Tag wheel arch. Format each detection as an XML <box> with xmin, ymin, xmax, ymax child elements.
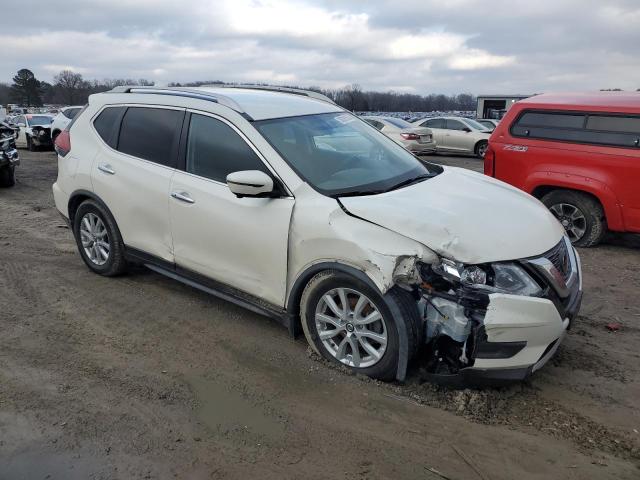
<box><xmin>68</xmin><ymin>189</ymin><xmax>117</xmax><ymax>227</ymax></box>
<box><xmin>526</xmin><ymin>174</ymin><xmax>625</xmax><ymax>231</ymax></box>
<box><xmin>286</xmin><ymin>262</ymin><xmax>413</xmax><ymax>382</ymax></box>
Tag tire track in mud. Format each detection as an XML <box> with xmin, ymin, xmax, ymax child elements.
<box><xmin>305</xmin><ymin>349</ymin><xmax>640</xmax><ymax>463</ymax></box>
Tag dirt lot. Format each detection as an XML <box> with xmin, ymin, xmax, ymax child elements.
<box><xmin>1</xmin><ymin>150</ymin><xmax>639</xmax><ymax>479</ymax></box>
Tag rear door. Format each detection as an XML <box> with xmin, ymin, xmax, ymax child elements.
<box><xmin>419</xmin><ymin>118</ymin><xmax>445</xmax><ymax>146</ymax></box>
<box><xmin>91</xmin><ymin>105</ymin><xmax>184</xmax><ymax>263</ymax></box>
<box><xmin>169</xmin><ymin>111</ymin><xmax>294</xmax><ymax>306</ymax></box>
<box><xmin>444</xmin><ymin>119</ymin><xmax>474</xmax><ymax>153</ymax></box>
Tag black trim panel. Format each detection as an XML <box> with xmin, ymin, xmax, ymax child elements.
<box><xmin>475</xmin><ymin>339</ymin><xmax>527</xmax><ymax>359</ymax></box>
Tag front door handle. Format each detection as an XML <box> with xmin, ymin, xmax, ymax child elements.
<box><xmin>98</xmin><ymin>163</ymin><xmax>115</xmax><ymax>175</ymax></box>
<box><xmin>171</xmin><ymin>191</ymin><xmax>195</xmax><ymax>204</ymax></box>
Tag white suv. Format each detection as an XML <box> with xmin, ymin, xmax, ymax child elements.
<box><xmin>52</xmin><ymin>86</ymin><xmax>582</xmax><ymax>384</ymax></box>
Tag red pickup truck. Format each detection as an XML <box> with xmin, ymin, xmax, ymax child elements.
<box><xmin>485</xmin><ymin>92</ymin><xmax>640</xmax><ymax>246</ymax></box>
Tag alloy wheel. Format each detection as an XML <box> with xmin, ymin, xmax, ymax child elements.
<box><xmin>477</xmin><ymin>142</ymin><xmax>488</xmax><ymax>158</ymax></box>
<box><xmin>315</xmin><ymin>288</ymin><xmax>387</xmax><ymax>368</ymax></box>
<box><xmin>79</xmin><ymin>212</ymin><xmax>110</xmax><ymax>266</ymax></box>
<box><xmin>549</xmin><ymin>203</ymin><xmax>587</xmax><ymax>242</ymax></box>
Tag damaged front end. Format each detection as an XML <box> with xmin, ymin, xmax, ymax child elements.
<box><xmin>394</xmin><ymin>236</ymin><xmax>582</xmax><ymax>386</ymax></box>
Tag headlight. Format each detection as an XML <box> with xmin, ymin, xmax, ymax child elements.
<box><xmin>431</xmin><ymin>259</ymin><xmax>542</xmax><ymax>296</ymax></box>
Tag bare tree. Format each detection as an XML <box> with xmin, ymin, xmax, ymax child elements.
<box><xmin>54</xmin><ymin>70</ymin><xmax>87</xmax><ymax>105</ymax></box>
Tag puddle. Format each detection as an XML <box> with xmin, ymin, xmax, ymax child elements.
<box><xmin>186</xmin><ymin>375</ymin><xmax>286</xmax><ymax>442</ymax></box>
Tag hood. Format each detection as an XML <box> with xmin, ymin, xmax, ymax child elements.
<box><xmin>339</xmin><ymin>167</ymin><xmax>565</xmax><ymax>264</ymax></box>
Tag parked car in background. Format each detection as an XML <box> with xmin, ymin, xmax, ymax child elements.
<box><xmin>412</xmin><ymin>116</ymin><xmax>491</xmax><ymax>158</ymax></box>
<box><xmin>486</xmin><ymin>92</ymin><xmax>640</xmax><ymax>247</ymax></box>
<box><xmin>0</xmin><ymin>121</ymin><xmax>19</xmax><ymax>187</ymax></box>
<box><xmin>477</xmin><ymin>119</ymin><xmax>500</xmax><ymax>131</ymax></box>
<box><xmin>53</xmin><ymin>85</ymin><xmax>581</xmax><ymax>385</ymax></box>
<box><xmin>50</xmin><ymin>106</ymin><xmax>84</xmax><ymax>143</ymax></box>
<box><xmin>361</xmin><ymin>115</ymin><xmax>436</xmax><ymax>154</ymax></box>
<box><xmin>13</xmin><ymin>114</ymin><xmax>55</xmax><ymax>151</ymax></box>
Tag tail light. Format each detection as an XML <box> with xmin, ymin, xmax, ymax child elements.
<box><xmin>400</xmin><ymin>133</ymin><xmax>420</xmax><ymax>140</ymax></box>
<box><xmin>55</xmin><ymin>130</ymin><xmax>71</xmax><ymax>157</ymax></box>
<box><xmin>484</xmin><ymin>143</ymin><xmax>495</xmax><ymax>177</ymax></box>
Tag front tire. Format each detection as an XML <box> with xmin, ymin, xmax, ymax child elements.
<box><xmin>475</xmin><ymin>140</ymin><xmax>488</xmax><ymax>159</ymax></box>
<box><xmin>541</xmin><ymin>190</ymin><xmax>606</xmax><ymax>247</ymax></box>
<box><xmin>300</xmin><ymin>270</ymin><xmax>418</xmax><ymax>381</ymax></box>
<box><xmin>0</xmin><ymin>165</ymin><xmax>15</xmax><ymax>188</ymax></box>
<box><xmin>73</xmin><ymin>200</ymin><xmax>128</xmax><ymax>276</ymax></box>
<box><xmin>26</xmin><ymin>135</ymin><xmax>36</xmax><ymax>152</ymax></box>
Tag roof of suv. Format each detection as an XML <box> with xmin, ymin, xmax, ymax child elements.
<box><xmin>518</xmin><ymin>92</ymin><xmax>640</xmax><ymax>113</ymax></box>
<box><xmin>104</xmin><ymin>86</ymin><xmax>342</xmax><ymax>121</ymax></box>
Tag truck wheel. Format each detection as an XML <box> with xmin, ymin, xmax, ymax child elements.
<box><xmin>0</xmin><ymin>165</ymin><xmax>15</xmax><ymax>188</ymax></box>
<box><xmin>73</xmin><ymin>199</ymin><xmax>128</xmax><ymax>276</ymax></box>
<box><xmin>300</xmin><ymin>270</ymin><xmax>418</xmax><ymax>381</ymax></box>
<box><xmin>542</xmin><ymin>190</ymin><xmax>606</xmax><ymax>247</ymax></box>
<box><xmin>475</xmin><ymin>141</ymin><xmax>488</xmax><ymax>159</ymax></box>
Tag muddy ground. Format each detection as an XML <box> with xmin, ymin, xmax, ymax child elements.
<box><xmin>0</xmin><ymin>150</ymin><xmax>639</xmax><ymax>480</ymax></box>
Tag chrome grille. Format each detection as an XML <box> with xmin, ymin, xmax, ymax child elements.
<box><xmin>543</xmin><ymin>238</ymin><xmax>571</xmax><ymax>281</ymax></box>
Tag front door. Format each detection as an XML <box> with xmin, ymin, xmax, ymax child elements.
<box><xmin>169</xmin><ymin>112</ymin><xmax>294</xmax><ymax>307</ymax></box>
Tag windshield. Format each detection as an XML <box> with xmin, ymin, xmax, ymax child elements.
<box><xmin>464</xmin><ymin>118</ymin><xmax>490</xmax><ymax>131</ymax></box>
<box><xmin>28</xmin><ymin>116</ymin><xmax>53</xmax><ymax>126</ymax></box>
<box><xmin>255</xmin><ymin>112</ymin><xmax>441</xmax><ymax>197</ymax></box>
<box><xmin>383</xmin><ymin>117</ymin><xmax>413</xmax><ymax>129</ymax></box>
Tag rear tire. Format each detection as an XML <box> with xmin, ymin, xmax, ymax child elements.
<box><xmin>475</xmin><ymin>141</ymin><xmax>488</xmax><ymax>159</ymax></box>
<box><xmin>73</xmin><ymin>199</ymin><xmax>128</xmax><ymax>276</ymax></box>
<box><xmin>541</xmin><ymin>190</ymin><xmax>606</xmax><ymax>247</ymax></box>
<box><xmin>300</xmin><ymin>270</ymin><xmax>418</xmax><ymax>381</ymax></box>
<box><xmin>0</xmin><ymin>165</ymin><xmax>15</xmax><ymax>188</ymax></box>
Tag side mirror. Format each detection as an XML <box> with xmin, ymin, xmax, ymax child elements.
<box><xmin>226</xmin><ymin>170</ymin><xmax>275</xmax><ymax>198</ymax></box>
<box><xmin>462</xmin><ymin>127</ymin><xmax>471</xmax><ymax>133</ymax></box>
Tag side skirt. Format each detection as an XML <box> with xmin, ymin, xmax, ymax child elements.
<box><xmin>125</xmin><ymin>247</ymin><xmax>292</xmax><ymax>330</ymax></box>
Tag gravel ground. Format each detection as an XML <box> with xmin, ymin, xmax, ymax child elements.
<box><xmin>0</xmin><ymin>150</ymin><xmax>639</xmax><ymax>479</ymax></box>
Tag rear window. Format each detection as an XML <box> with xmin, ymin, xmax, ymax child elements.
<box><xmin>383</xmin><ymin>118</ymin><xmax>412</xmax><ymax>129</ymax></box>
<box><xmin>93</xmin><ymin>106</ymin><xmax>126</xmax><ymax>148</ymax></box>
<box><xmin>117</xmin><ymin>107</ymin><xmax>183</xmax><ymax>167</ymax></box>
<box><xmin>511</xmin><ymin>110</ymin><xmax>640</xmax><ymax>149</ymax></box>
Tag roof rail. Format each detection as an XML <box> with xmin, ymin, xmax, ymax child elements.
<box><xmin>106</xmin><ymin>86</ymin><xmax>248</xmax><ymax>118</ymax></box>
<box><xmin>208</xmin><ymin>84</ymin><xmax>336</xmax><ymax>105</ymax></box>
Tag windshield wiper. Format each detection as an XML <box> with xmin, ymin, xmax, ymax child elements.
<box><xmin>383</xmin><ymin>173</ymin><xmax>436</xmax><ymax>192</ymax></box>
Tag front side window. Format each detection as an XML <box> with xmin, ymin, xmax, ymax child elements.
<box><xmin>63</xmin><ymin>107</ymin><xmax>82</xmax><ymax>120</ymax></box>
<box><xmin>464</xmin><ymin>118</ymin><xmax>491</xmax><ymax>131</ymax></box>
<box><xmin>446</xmin><ymin>119</ymin><xmax>467</xmax><ymax>131</ymax></box>
<box><xmin>255</xmin><ymin>112</ymin><xmax>441</xmax><ymax>197</ymax></box>
<box><xmin>185</xmin><ymin>113</ymin><xmax>269</xmax><ymax>182</ymax></box>
<box><xmin>117</xmin><ymin>107</ymin><xmax>183</xmax><ymax>167</ymax></box>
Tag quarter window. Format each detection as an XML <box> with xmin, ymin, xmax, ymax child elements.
<box><xmin>117</xmin><ymin>107</ymin><xmax>183</xmax><ymax>167</ymax></box>
<box><xmin>93</xmin><ymin>106</ymin><xmax>126</xmax><ymax>148</ymax></box>
<box><xmin>185</xmin><ymin>113</ymin><xmax>269</xmax><ymax>183</ymax></box>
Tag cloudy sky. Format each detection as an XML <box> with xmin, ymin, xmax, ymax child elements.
<box><xmin>3</xmin><ymin>0</ymin><xmax>639</xmax><ymax>94</ymax></box>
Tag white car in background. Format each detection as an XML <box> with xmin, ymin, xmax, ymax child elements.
<box><xmin>52</xmin><ymin>85</ymin><xmax>582</xmax><ymax>384</ymax></box>
<box><xmin>13</xmin><ymin>114</ymin><xmax>55</xmax><ymax>151</ymax></box>
<box><xmin>476</xmin><ymin>118</ymin><xmax>500</xmax><ymax>131</ymax></box>
<box><xmin>50</xmin><ymin>106</ymin><xmax>84</xmax><ymax>143</ymax></box>
<box><xmin>413</xmin><ymin>116</ymin><xmax>491</xmax><ymax>158</ymax></box>
<box><xmin>361</xmin><ymin>116</ymin><xmax>436</xmax><ymax>155</ymax></box>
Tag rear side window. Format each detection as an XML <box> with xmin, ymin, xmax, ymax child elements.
<box><xmin>423</xmin><ymin>118</ymin><xmax>444</xmax><ymax>128</ymax></box>
<box><xmin>117</xmin><ymin>107</ymin><xmax>183</xmax><ymax>167</ymax></box>
<box><xmin>185</xmin><ymin>113</ymin><xmax>268</xmax><ymax>182</ymax></box>
<box><xmin>511</xmin><ymin>110</ymin><xmax>640</xmax><ymax>149</ymax></box>
<box><xmin>93</xmin><ymin>106</ymin><xmax>125</xmax><ymax>148</ymax></box>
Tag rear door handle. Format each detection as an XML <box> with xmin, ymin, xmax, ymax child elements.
<box><xmin>98</xmin><ymin>163</ymin><xmax>115</xmax><ymax>175</ymax></box>
<box><xmin>171</xmin><ymin>191</ymin><xmax>195</xmax><ymax>204</ymax></box>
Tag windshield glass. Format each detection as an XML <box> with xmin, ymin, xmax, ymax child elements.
<box><xmin>383</xmin><ymin>117</ymin><xmax>413</xmax><ymax>129</ymax></box>
<box><xmin>465</xmin><ymin>118</ymin><xmax>490</xmax><ymax>131</ymax></box>
<box><xmin>28</xmin><ymin>116</ymin><xmax>53</xmax><ymax>126</ymax></box>
<box><xmin>255</xmin><ymin>112</ymin><xmax>441</xmax><ymax>197</ymax></box>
